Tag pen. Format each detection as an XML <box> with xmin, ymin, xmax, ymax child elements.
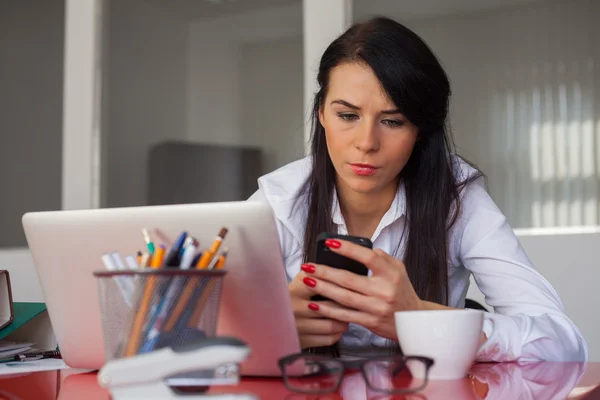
<box><xmin>192</xmin><ymin>252</ymin><xmax>202</xmax><ymax>266</ymax></box>
<box><xmin>141</xmin><ymin>238</ymin><xmax>194</xmax><ymax>347</ymax></box>
<box><xmin>111</xmin><ymin>251</ymin><xmax>127</xmax><ymax>270</ymax></box>
<box><xmin>180</xmin><ymin>242</ymin><xmax>198</xmax><ymax>270</ymax></box>
<box><xmin>101</xmin><ymin>253</ymin><xmax>117</xmax><ymax>270</ymax></box>
<box><xmin>142</xmin><ymin>228</ymin><xmax>155</xmax><ymax>254</ymax></box>
<box><xmin>11</xmin><ymin>350</ymin><xmax>61</xmax><ymax>362</ymax></box>
<box><xmin>140</xmin><ymin>241</ymin><xmax>199</xmax><ymax>352</ymax></box>
<box><xmin>163</xmin><ymin>231</ymin><xmax>187</xmax><ymax>267</ymax></box>
<box><xmin>125</xmin><ymin>255</ymin><xmax>139</xmax><ymax>269</ymax></box>
<box><xmin>187</xmin><ymin>249</ymin><xmax>229</xmax><ymax>328</ymax></box>
<box><xmin>179</xmin><ymin>236</ymin><xmax>197</xmax><ymax>257</ymax></box>
<box><xmin>101</xmin><ymin>253</ymin><xmax>134</xmax><ymax>305</ymax></box>
<box><xmin>163</xmin><ymin>228</ymin><xmax>228</xmax><ymax>332</ymax></box>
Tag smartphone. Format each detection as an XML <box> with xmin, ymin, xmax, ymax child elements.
<box><xmin>311</xmin><ymin>232</ymin><xmax>372</xmax><ymax>302</ymax></box>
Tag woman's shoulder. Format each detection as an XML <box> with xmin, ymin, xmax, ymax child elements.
<box><xmin>450</xmin><ymin>153</ymin><xmax>484</xmax><ymax>186</ymax></box>
<box><xmin>247</xmin><ymin>157</ymin><xmax>313</xmax><ymax>257</ymax></box>
<box><xmin>256</xmin><ymin>156</ymin><xmax>313</xmax><ymax>203</ymax></box>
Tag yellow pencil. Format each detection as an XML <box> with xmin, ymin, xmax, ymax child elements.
<box><xmin>195</xmin><ymin>228</ymin><xmax>228</xmax><ymax>269</ymax></box>
<box><xmin>214</xmin><ymin>248</ymin><xmax>228</xmax><ymax>270</ymax></box>
<box><xmin>123</xmin><ymin>245</ymin><xmax>165</xmax><ymax>357</ymax></box>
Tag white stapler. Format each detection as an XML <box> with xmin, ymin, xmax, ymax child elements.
<box><xmin>98</xmin><ymin>337</ymin><xmax>258</xmax><ymax>400</ymax></box>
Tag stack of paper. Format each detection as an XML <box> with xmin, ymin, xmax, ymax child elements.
<box><xmin>0</xmin><ymin>341</ymin><xmax>32</xmax><ymax>359</ymax></box>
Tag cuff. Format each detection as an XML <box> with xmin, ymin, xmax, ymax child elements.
<box><xmin>476</xmin><ymin>313</ymin><xmax>523</xmax><ymax>362</ymax></box>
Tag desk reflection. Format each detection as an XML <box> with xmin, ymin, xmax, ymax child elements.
<box><xmin>3</xmin><ymin>361</ymin><xmax>588</xmax><ymax>400</ymax></box>
<box><xmin>0</xmin><ymin>371</ymin><xmax>58</xmax><ymax>400</ymax></box>
<box><xmin>276</xmin><ymin>361</ymin><xmax>587</xmax><ymax>400</ymax></box>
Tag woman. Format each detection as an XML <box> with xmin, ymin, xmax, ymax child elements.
<box><xmin>249</xmin><ymin>16</ymin><xmax>587</xmax><ymax>362</ymax></box>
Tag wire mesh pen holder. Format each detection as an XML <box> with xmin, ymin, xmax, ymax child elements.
<box><xmin>94</xmin><ymin>269</ymin><xmax>227</xmax><ymax>362</ymax></box>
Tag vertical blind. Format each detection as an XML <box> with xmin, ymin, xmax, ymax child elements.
<box><xmin>413</xmin><ymin>0</ymin><xmax>600</xmax><ymax>229</ymax></box>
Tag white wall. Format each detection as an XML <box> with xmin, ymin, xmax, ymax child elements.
<box><xmin>239</xmin><ymin>38</ymin><xmax>305</xmax><ymax>173</ymax></box>
<box><xmin>404</xmin><ymin>0</ymin><xmax>600</xmax><ymax>230</ymax></box>
<box><xmin>186</xmin><ymin>3</ymin><xmax>303</xmax><ymax>172</ymax></box>
<box><xmin>467</xmin><ymin>230</ymin><xmax>600</xmax><ymax>361</ymax></box>
<box><xmin>104</xmin><ymin>0</ymin><xmax>189</xmax><ymax>208</ymax></box>
<box><xmin>0</xmin><ymin>0</ymin><xmax>64</xmax><ymax>302</ymax></box>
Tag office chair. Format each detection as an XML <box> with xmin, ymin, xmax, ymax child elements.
<box><xmin>465</xmin><ymin>298</ymin><xmax>489</xmax><ymax>312</ymax></box>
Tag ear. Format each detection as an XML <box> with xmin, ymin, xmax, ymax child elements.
<box><xmin>318</xmin><ymin>106</ymin><xmax>325</xmax><ymax>127</ymax></box>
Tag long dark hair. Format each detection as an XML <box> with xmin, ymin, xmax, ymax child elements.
<box><xmin>301</xmin><ymin>16</ymin><xmax>482</xmax><ymax>306</ymax></box>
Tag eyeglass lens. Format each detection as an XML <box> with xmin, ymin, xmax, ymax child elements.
<box><xmin>282</xmin><ymin>355</ymin><xmax>430</xmax><ymax>394</ymax></box>
<box><xmin>282</xmin><ymin>356</ymin><xmax>344</xmax><ymax>393</ymax></box>
<box><xmin>362</xmin><ymin>358</ymin><xmax>429</xmax><ymax>393</ymax></box>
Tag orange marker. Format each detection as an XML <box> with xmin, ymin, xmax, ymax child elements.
<box><xmin>123</xmin><ymin>245</ymin><xmax>165</xmax><ymax>356</ymax></box>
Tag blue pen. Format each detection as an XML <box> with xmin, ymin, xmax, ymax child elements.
<box><xmin>163</xmin><ymin>231</ymin><xmax>187</xmax><ymax>267</ymax></box>
<box><xmin>179</xmin><ymin>236</ymin><xmax>198</xmax><ymax>257</ymax></box>
<box><xmin>192</xmin><ymin>252</ymin><xmax>202</xmax><ymax>266</ymax></box>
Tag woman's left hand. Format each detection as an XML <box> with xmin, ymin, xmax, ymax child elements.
<box><xmin>301</xmin><ymin>238</ymin><xmax>424</xmax><ymax>340</ymax></box>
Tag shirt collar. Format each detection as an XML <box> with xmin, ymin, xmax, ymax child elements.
<box><xmin>331</xmin><ymin>182</ymin><xmax>407</xmax><ymax>239</ymax></box>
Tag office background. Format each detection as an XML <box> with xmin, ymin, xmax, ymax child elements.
<box><xmin>1</xmin><ymin>0</ymin><xmax>599</xmax><ymax>358</ymax></box>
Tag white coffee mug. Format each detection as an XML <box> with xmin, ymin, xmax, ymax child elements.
<box><xmin>394</xmin><ymin>309</ymin><xmax>484</xmax><ymax>380</ymax></box>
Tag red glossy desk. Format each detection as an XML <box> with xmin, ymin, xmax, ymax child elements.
<box><xmin>0</xmin><ymin>362</ymin><xmax>599</xmax><ymax>399</ymax></box>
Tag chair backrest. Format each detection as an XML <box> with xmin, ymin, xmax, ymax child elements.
<box><xmin>466</xmin><ymin>229</ymin><xmax>600</xmax><ymax>362</ymax></box>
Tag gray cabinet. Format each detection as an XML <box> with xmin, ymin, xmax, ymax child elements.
<box><xmin>147</xmin><ymin>141</ymin><xmax>262</xmax><ymax>205</ymax></box>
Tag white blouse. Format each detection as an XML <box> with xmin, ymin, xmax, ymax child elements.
<box><xmin>248</xmin><ymin>156</ymin><xmax>588</xmax><ymax>362</ymax></box>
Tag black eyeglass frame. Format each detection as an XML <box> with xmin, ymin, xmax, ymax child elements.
<box><xmin>277</xmin><ymin>353</ymin><xmax>435</xmax><ymax>395</ymax></box>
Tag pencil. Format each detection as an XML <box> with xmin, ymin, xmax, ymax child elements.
<box><xmin>139</xmin><ymin>253</ymin><xmax>151</xmax><ymax>268</ymax></box>
<box><xmin>214</xmin><ymin>248</ymin><xmax>228</xmax><ymax>270</ymax></box>
<box><xmin>187</xmin><ymin>249</ymin><xmax>228</xmax><ymax>327</ymax></box>
<box><xmin>195</xmin><ymin>228</ymin><xmax>228</xmax><ymax>268</ymax></box>
<box><xmin>123</xmin><ymin>245</ymin><xmax>165</xmax><ymax>357</ymax></box>
<box><xmin>163</xmin><ymin>228</ymin><xmax>228</xmax><ymax>332</ymax></box>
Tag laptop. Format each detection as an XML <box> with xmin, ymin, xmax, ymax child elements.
<box><xmin>22</xmin><ymin>201</ymin><xmax>301</xmax><ymax>377</ymax></box>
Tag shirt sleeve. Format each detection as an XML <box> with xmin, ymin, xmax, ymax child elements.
<box><xmin>457</xmin><ymin>179</ymin><xmax>588</xmax><ymax>362</ymax></box>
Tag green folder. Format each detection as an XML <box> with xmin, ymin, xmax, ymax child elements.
<box><xmin>0</xmin><ymin>302</ymin><xmax>47</xmax><ymax>340</ymax></box>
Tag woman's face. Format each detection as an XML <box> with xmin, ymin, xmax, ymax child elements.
<box><xmin>319</xmin><ymin>62</ymin><xmax>418</xmax><ymax>195</ymax></box>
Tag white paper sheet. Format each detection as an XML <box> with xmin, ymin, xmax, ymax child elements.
<box><xmin>0</xmin><ymin>358</ymin><xmax>68</xmax><ymax>376</ymax></box>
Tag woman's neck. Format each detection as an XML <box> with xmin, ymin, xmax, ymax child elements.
<box><xmin>336</xmin><ymin>178</ymin><xmax>399</xmax><ymax>239</ymax></box>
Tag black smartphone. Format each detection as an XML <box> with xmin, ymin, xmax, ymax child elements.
<box><xmin>311</xmin><ymin>232</ymin><xmax>372</xmax><ymax>302</ymax></box>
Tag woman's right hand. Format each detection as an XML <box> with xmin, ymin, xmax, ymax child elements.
<box><xmin>289</xmin><ymin>270</ymin><xmax>349</xmax><ymax>349</ymax></box>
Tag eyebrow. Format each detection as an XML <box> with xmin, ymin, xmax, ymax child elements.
<box><xmin>330</xmin><ymin>99</ymin><xmax>402</xmax><ymax>115</ymax></box>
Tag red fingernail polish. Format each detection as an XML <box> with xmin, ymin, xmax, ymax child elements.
<box><xmin>301</xmin><ymin>264</ymin><xmax>315</xmax><ymax>273</ymax></box>
<box><xmin>325</xmin><ymin>239</ymin><xmax>341</xmax><ymax>249</ymax></box>
<box><xmin>308</xmin><ymin>303</ymin><xmax>319</xmax><ymax>311</ymax></box>
<box><xmin>303</xmin><ymin>277</ymin><xmax>317</xmax><ymax>288</ymax></box>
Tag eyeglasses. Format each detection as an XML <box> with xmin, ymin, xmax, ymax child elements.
<box><xmin>278</xmin><ymin>353</ymin><xmax>434</xmax><ymax>395</ymax></box>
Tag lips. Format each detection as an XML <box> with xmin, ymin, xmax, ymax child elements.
<box><xmin>349</xmin><ymin>163</ymin><xmax>378</xmax><ymax>176</ymax></box>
